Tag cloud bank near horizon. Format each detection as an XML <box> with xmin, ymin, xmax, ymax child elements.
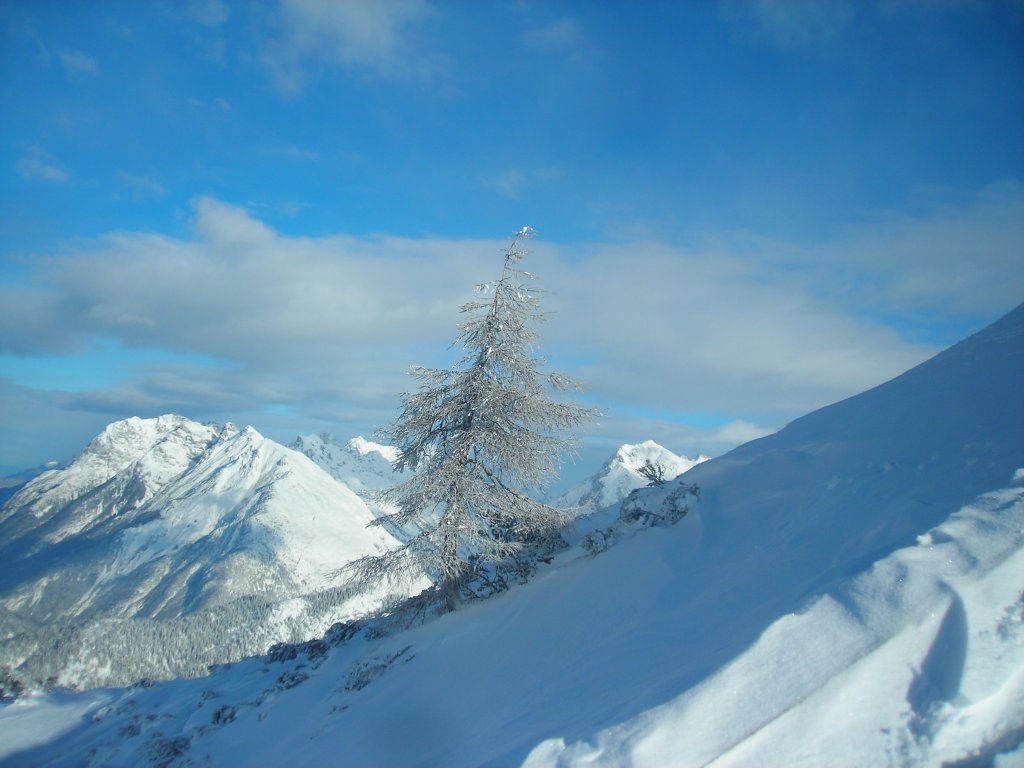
<box><xmin>3</xmin><ymin>184</ymin><xmax>1021</xmax><ymax>473</ymax></box>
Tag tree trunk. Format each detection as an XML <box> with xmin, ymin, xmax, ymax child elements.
<box><xmin>440</xmin><ymin>513</ymin><xmax>461</xmax><ymax>612</ymax></box>
<box><xmin>441</xmin><ymin>574</ymin><xmax>462</xmax><ymax>613</ymax></box>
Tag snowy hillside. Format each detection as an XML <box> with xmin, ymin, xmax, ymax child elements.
<box><xmin>290</xmin><ymin>433</ymin><xmax>400</xmax><ymax>496</ymax></box>
<box><xmin>0</xmin><ymin>417</ymin><xmax>417</xmax><ymax>690</ymax></box>
<box><xmin>553</xmin><ymin>439</ymin><xmax>707</xmax><ymax>516</ymax></box>
<box><xmin>2</xmin><ymin>304</ymin><xmax>1023</xmax><ymax>767</ymax></box>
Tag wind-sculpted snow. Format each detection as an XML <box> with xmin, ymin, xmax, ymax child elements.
<box><xmin>2</xmin><ymin>304</ymin><xmax>1023</xmax><ymax>767</ymax></box>
<box><xmin>525</xmin><ymin>486</ymin><xmax>1024</xmax><ymax>767</ymax></box>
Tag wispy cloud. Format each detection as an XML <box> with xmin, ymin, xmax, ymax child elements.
<box><xmin>721</xmin><ymin>0</ymin><xmax>853</xmax><ymax>51</ymax></box>
<box><xmin>261</xmin><ymin>0</ymin><xmax>443</xmax><ymax>95</ymax></box>
<box><xmin>185</xmin><ymin>0</ymin><xmax>231</xmax><ymax>27</ymax></box>
<box><xmin>118</xmin><ymin>172</ymin><xmax>166</xmax><ymax>198</ymax></box>
<box><xmin>16</xmin><ymin>146</ymin><xmax>71</xmax><ymax>183</ymax></box>
<box><xmin>187</xmin><ymin>96</ymin><xmax>232</xmax><ymax>113</ymax></box>
<box><xmin>822</xmin><ymin>183</ymin><xmax>1024</xmax><ymax>316</ymax></box>
<box><xmin>522</xmin><ymin>19</ymin><xmax>581</xmax><ymax>49</ymax></box>
<box><xmin>485</xmin><ymin>167</ymin><xmax>563</xmax><ymax>199</ymax></box>
<box><xmin>489</xmin><ymin>169</ymin><xmax>527</xmax><ymax>199</ymax></box>
<box><xmin>58</xmin><ymin>49</ymin><xmax>101</xmax><ymax>76</ymax></box>
<box><xmin>706</xmin><ymin>182</ymin><xmax>1024</xmax><ymax>320</ymax></box>
<box><xmin>245</xmin><ymin>199</ymin><xmax>313</xmax><ymax>219</ymax></box>
<box><xmin>262</xmin><ymin>145</ymin><xmax>323</xmax><ymax>162</ymax></box>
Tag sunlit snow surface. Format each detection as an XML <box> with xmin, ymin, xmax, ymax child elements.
<box><xmin>2</xmin><ymin>304</ymin><xmax>1022</xmax><ymax>767</ymax></box>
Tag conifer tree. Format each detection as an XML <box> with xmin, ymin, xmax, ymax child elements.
<box><xmin>354</xmin><ymin>228</ymin><xmax>595</xmax><ymax>611</ymax></box>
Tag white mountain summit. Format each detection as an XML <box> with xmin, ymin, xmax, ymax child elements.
<box><xmin>1</xmin><ymin>415</ymin><xmax>222</xmax><ymax>538</ymax></box>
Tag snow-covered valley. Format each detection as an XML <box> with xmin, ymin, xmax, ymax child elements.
<box><xmin>1</xmin><ymin>302</ymin><xmax>1022</xmax><ymax>767</ymax></box>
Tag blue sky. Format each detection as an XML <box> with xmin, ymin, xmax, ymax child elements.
<box><xmin>2</xmin><ymin>0</ymin><xmax>1022</xmax><ymax>485</ymax></box>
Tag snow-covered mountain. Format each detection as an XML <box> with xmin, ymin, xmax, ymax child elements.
<box><xmin>0</xmin><ymin>416</ymin><xmax>415</xmax><ymax>689</ymax></box>
<box><xmin>290</xmin><ymin>433</ymin><xmax>400</xmax><ymax>496</ymax></box>
<box><xmin>1</xmin><ymin>415</ymin><xmax>221</xmax><ymax>544</ymax></box>
<box><xmin>0</xmin><ymin>461</ymin><xmax>63</xmax><ymax>508</ymax></box>
<box><xmin>3</xmin><ymin>304</ymin><xmax>1023</xmax><ymax>767</ymax></box>
<box><xmin>553</xmin><ymin>439</ymin><xmax>707</xmax><ymax>516</ymax></box>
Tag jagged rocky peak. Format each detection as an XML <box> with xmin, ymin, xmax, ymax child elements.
<box><xmin>74</xmin><ymin>414</ymin><xmax>217</xmax><ymax>481</ymax></box>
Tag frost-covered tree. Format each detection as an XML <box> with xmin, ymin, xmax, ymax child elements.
<box><xmin>354</xmin><ymin>228</ymin><xmax>595</xmax><ymax>611</ymax></box>
<box><xmin>637</xmin><ymin>458</ymin><xmax>669</xmax><ymax>487</ymax></box>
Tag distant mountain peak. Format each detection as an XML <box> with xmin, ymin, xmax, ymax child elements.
<box><xmin>2</xmin><ymin>415</ymin><xmax>221</xmax><ymax>529</ymax></box>
<box><xmin>613</xmin><ymin>440</ymin><xmax>708</xmax><ymax>470</ymax></box>
<box><xmin>555</xmin><ymin>440</ymin><xmax>708</xmax><ymax>516</ymax></box>
<box><xmin>291</xmin><ymin>433</ymin><xmax>400</xmax><ymax>496</ymax></box>
<box><xmin>348</xmin><ymin>435</ymin><xmax>399</xmax><ymax>462</ymax></box>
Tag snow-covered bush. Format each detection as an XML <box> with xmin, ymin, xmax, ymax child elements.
<box><xmin>582</xmin><ymin>480</ymin><xmax>700</xmax><ymax>556</ymax></box>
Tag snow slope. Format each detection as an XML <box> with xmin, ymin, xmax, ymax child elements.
<box><xmin>2</xmin><ymin>303</ymin><xmax>1022</xmax><ymax>767</ymax></box>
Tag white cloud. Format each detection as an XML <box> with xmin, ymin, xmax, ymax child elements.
<box><xmin>57</xmin><ymin>49</ymin><xmax>101</xmax><ymax>76</ymax></box>
<box><xmin>821</xmin><ymin>182</ymin><xmax>1024</xmax><ymax>314</ymax></box>
<box><xmin>712</xmin><ymin>419</ymin><xmax>775</xmax><ymax>446</ymax></box>
<box><xmin>485</xmin><ymin>167</ymin><xmax>563</xmax><ymax>199</ymax></box>
<box><xmin>522</xmin><ymin>19</ymin><xmax>580</xmax><ymax>49</ymax></box>
<box><xmin>16</xmin><ymin>146</ymin><xmax>70</xmax><ymax>183</ymax></box>
<box><xmin>185</xmin><ymin>0</ymin><xmax>231</xmax><ymax>27</ymax></box>
<box><xmin>190</xmin><ymin>196</ymin><xmax>277</xmax><ymax>245</ymax></box>
<box><xmin>538</xmin><ymin>241</ymin><xmax>934</xmax><ymax>418</ymax></box>
<box><xmin>3</xmin><ymin>187</ymin><xmax>1020</xmax><ymax>475</ymax></box>
<box><xmin>262</xmin><ymin>0</ymin><xmax>442</xmax><ymax>94</ymax></box>
<box><xmin>118</xmin><ymin>172</ymin><xmax>166</xmax><ymax>198</ymax></box>
<box><xmin>721</xmin><ymin>0</ymin><xmax>853</xmax><ymax>51</ymax></box>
